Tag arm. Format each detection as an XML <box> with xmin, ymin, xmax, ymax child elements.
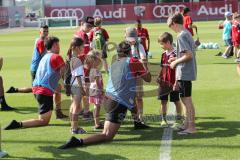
<box><xmin>141</xmin><ymin>71</ymin><xmax>151</xmax><ymax>83</ymax></box>
<box><xmin>0</xmin><ymin>57</ymin><xmax>3</xmax><ymax>71</ymax></box>
<box><xmin>170</xmin><ymin>51</ymin><xmax>193</xmax><ymax>69</ymax></box>
<box><xmin>76</xmin><ymin>76</ymin><xmax>85</xmax><ymax>96</ymax></box>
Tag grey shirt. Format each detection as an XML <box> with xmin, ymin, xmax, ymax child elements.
<box><xmin>176</xmin><ymin>29</ymin><xmax>197</xmax><ymax>81</ymax></box>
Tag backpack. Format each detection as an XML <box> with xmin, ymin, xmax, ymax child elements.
<box><xmin>93</xmin><ymin>28</ymin><xmax>106</xmax><ymax>50</ymax></box>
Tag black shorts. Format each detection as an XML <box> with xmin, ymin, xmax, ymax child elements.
<box><xmin>178</xmin><ymin>81</ymin><xmax>192</xmax><ymax>97</ymax></box>
<box><xmin>104</xmin><ymin>98</ymin><xmax>128</xmax><ymax>124</ymax></box>
<box><xmin>158</xmin><ymin>91</ymin><xmax>180</xmax><ymax>102</ymax></box>
<box><xmin>34</xmin><ymin>94</ymin><xmax>53</xmax><ymax>115</ymax></box>
<box><xmin>31</xmin><ymin>71</ymin><xmax>36</xmax><ymax>83</ymax></box>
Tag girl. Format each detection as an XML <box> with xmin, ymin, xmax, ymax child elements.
<box><xmin>85</xmin><ymin>50</ymin><xmax>104</xmax><ymax>130</ymax></box>
<box><xmin>68</xmin><ymin>37</ymin><xmax>86</xmax><ymax>134</ymax></box>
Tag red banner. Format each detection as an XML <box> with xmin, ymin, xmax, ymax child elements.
<box><xmin>0</xmin><ymin>7</ymin><xmax>9</xmax><ymax>26</ymax></box>
<box><xmin>44</xmin><ymin>0</ymin><xmax>238</xmax><ymax>22</ymax></box>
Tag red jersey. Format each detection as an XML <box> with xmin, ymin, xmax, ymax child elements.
<box><xmin>231</xmin><ymin>20</ymin><xmax>240</xmax><ymax>43</ymax></box>
<box><xmin>183</xmin><ymin>15</ymin><xmax>194</xmax><ymax>36</ymax></box>
<box><xmin>36</xmin><ymin>39</ymin><xmax>45</xmax><ymax>55</ymax></box>
<box><xmin>89</xmin><ymin>27</ymin><xmax>109</xmax><ymax>42</ymax></box>
<box><xmin>129</xmin><ymin>57</ymin><xmax>147</xmax><ymax>77</ymax></box>
<box><xmin>74</xmin><ymin>30</ymin><xmax>90</xmax><ymax>61</ymax></box>
<box><xmin>160</xmin><ymin>50</ymin><xmax>176</xmax><ymax>85</ymax></box>
<box><xmin>32</xmin><ymin>54</ymin><xmax>65</xmax><ymax>96</ymax></box>
<box><xmin>136</xmin><ymin>27</ymin><xmax>149</xmax><ymax>51</ymax></box>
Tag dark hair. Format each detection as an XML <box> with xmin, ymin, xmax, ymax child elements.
<box><xmin>67</xmin><ymin>37</ymin><xmax>84</xmax><ymax>59</ymax></box>
<box><xmin>136</xmin><ymin>19</ymin><xmax>141</xmax><ymax>24</ymax></box>
<box><xmin>41</xmin><ymin>25</ymin><xmax>48</xmax><ymax>29</ymax></box>
<box><xmin>183</xmin><ymin>7</ymin><xmax>190</xmax><ymax>15</ymax></box>
<box><xmin>158</xmin><ymin>32</ymin><xmax>173</xmax><ymax>44</ymax></box>
<box><xmin>117</xmin><ymin>41</ymin><xmax>131</xmax><ymax>57</ymax></box>
<box><xmin>45</xmin><ymin>36</ymin><xmax>59</xmax><ymax>50</ymax></box>
<box><xmin>167</xmin><ymin>12</ymin><xmax>183</xmax><ymax>27</ymax></box>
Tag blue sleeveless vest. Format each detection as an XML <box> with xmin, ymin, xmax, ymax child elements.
<box><xmin>32</xmin><ymin>53</ymin><xmax>60</xmax><ymax>92</ymax></box>
<box><xmin>106</xmin><ymin>57</ymin><xmax>137</xmax><ymax>110</ymax></box>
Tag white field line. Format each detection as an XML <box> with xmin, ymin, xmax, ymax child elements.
<box><xmin>159</xmin><ymin>102</ymin><xmax>175</xmax><ymax>160</ymax></box>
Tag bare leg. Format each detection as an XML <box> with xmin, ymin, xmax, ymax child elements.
<box><xmin>17</xmin><ymin>87</ymin><xmax>32</xmax><ymax>93</ymax></box>
<box><xmin>0</xmin><ymin>76</ymin><xmax>4</xmax><ymax>97</ymax></box>
<box><xmin>174</xmin><ymin>101</ymin><xmax>182</xmax><ymax>116</ymax></box>
<box><xmin>160</xmin><ymin>100</ymin><xmax>167</xmax><ymax>121</ymax></box>
<box><xmin>22</xmin><ymin>111</ymin><xmax>52</xmax><ymax>128</ymax></box>
<box><xmin>136</xmin><ymin>98</ymin><xmax>143</xmax><ymax>121</ymax></box>
<box><xmin>102</xmin><ymin>58</ymin><xmax>109</xmax><ymax>73</ymax></box>
<box><xmin>93</xmin><ymin>104</ymin><xmax>101</xmax><ymax>126</ymax></box>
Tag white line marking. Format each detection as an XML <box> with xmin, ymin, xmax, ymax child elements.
<box><xmin>159</xmin><ymin>102</ymin><xmax>175</xmax><ymax>160</ymax></box>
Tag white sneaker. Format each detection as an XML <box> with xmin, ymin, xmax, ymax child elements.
<box><xmin>235</xmin><ymin>58</ymin><xmax>240</xmax><ymax>62</ymax></box>
<box><xmin>71</xmin><ymin>127</ymin><xmax>87</xmax><ymax>134</ymax></box>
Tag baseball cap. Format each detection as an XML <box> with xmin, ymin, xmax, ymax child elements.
<box><xmin>82</xmin><ymin>16</ymin><xmax>94</xmax><ymax>27</ymax></box>
<box><xmin>225</xmin><ymin>11</ymin><xmax>232</xmax><ymax>17</ymax></box>
<box><xmin>125</xmin><ymin>27</ymin><xmax>138</xmax><ymax>42</ymax></box>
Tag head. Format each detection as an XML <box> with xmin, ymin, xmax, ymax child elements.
<box><xmin>135</xmin><ymin>19</ymin><xmax>142</xmax><ymax>29</ymax></box>
<box><xmin>80</xmin><ymin>16</ymin><xmax>94</xmax><ymax>33</ymax></box>
<box><xmin>85</xmin><ymin>50</ymin><xmax>102</xmax><ymax>69</ymax></box>
<box><xmin>225</xmin><ymin>11</ymin><xmax>233</xmax><ymax>20</ymax></box>
<box><xmin>158</xmin><ymin>32</ymin><xmax>173</xmax><ymax>51</ymax></box>
<box><xmin>125</xmin><ymin>27</ymin><xmax>138</xmax><ymax>45</ymax></box>
<box><xmin>167</xmin><ymin>12</ymin><xmax>184</xmax><ymax>33</ymax></box>
<box><xmin>40</xmin><ymin>25</ymin><xmax>49</xmax><ymax>39</ymax></box>
<box><xmin>94</xmin><ymin>17</ymin><xmax>102</xmax><ymax>27</ymax></box>
<box><xmin>233</xmin><ymin>13</ymin><xmax>240</xmax><ymax>21</ymax></box>
<box><xmin>182</xmin><ymin>7</ymin><xmax>190</xmax><ymax>16</ymax></box>
<box><xmin>117</xmin><ymin>41</ymin><xmax>131</xmax><ymax>58</ymax></box>
<box><xmin>45</xmin><ymin>36</ymin><xmax>60</xmax><ymax>54</ymax></box>
<box><xmin>70</xmin><ymin>37</ymin><xmax>84</xmax><ymax>56</ymax></box>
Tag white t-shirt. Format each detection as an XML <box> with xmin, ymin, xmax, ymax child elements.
<box><xmin>70</xmin><ymin>56</ymin><xmax>84</xmax><ymax>86</ymax></box>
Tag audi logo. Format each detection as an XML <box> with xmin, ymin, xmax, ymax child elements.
<box><xmin>153</xmin><ymin>5</ymin><xmax>186</xmax><ymax>18</ymax></box>
<box><xmin>50</xmin><ymin>8</ymin><xmax>84</xmax><ymax>20</ymax></box>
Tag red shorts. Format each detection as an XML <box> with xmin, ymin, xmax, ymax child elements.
<box><xmin>233</xmin><ymin>40</ymin><xmax>240</xmax><ymax>47</ymax></box>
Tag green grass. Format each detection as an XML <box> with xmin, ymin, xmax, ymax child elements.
<box><xmin>1</xmin><ymin>21</ymin><xmax>240</xmax><ymax>160</ymax></box>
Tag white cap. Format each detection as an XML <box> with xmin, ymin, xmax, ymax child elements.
<box><xmin>225</xmin><ymin>11</ymin><xmax>232</xmax><ymax>17</ymax></box>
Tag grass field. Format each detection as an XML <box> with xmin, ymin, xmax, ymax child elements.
<box><xmin>0</xmin><ymin>21</ymin><xmax>240</xmax><ymax>160</ymax></box>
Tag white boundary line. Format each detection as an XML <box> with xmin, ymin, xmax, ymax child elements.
<box><xmin>159</xmin><ymin>102</ymin><xmax>175</xmax><ymax>160</ymax></box>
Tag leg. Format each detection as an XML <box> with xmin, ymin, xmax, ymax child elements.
<box><xmin>93</xmin><ymin>104</ymin><xmax>101</xmax><ymax>127</ymax></box>
<box><xmin>0</xmin><ymin>76</ymin><xmax>4</xmax><ymax>97</ymax></box>
<box><xmin>160</xmin><ymin>100</ymin><xmax>167</xmax><ymax>121</ymax></box>
<box><xmin>54</xmin><ymin>85</ymin><xmax>67</xmax><ymax>119</ymax></box>
<box><xmin>21</xmin><ymin>111</ymin><xmax>52</xmax><ymax>128</ymax></box>
<box><xmin>102</xmin><ymin>58</ymin><xmax>109</xmax><ymax>73</ymax></box>
<box><xmin>136</xmin><ymin>98</ymin><xmax>143</xmax><ymax>121</ymax></box>
<box><xmin>0</xmin><ymin>76</ymin><xmax>15</xmax><ymax>110</ymax></box>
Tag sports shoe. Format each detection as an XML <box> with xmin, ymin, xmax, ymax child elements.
<box><xmin>160</xmin><ymin>120</ymin><xmax>169</xmax><ymax>128</ymax></box>
<box><xmin>6</xmin><ymin>87</ymin><xmax>18</xmax><ymax>93</ymax></box>
<box><xmin>1</xmin><ymin>105</ymin><xmax>16</xmax><ymax>111</ymax></box>
<box><xmin>58</xmin><ymin>136</ymin><xmax>83</xmax><ymax>149</ymax></box>
<box><xmin>134</xmin><ymin>121</ymin><xmax>150</xmax><ymax>130</ymax></box>
<box><xmin>215</xmin><ymin>52</ymin><xmax>223</xmax><ymax>56</ymax></box>
<box><xmin>71</xmin><ymin>127</ymin><xmax>87</xmax><ymax>134</ymax></box>
<box><xmin>235</xmin><ymin>58</ymin><xmax>240</xmax><ymax>62</ymax></box>
<box><xmin>94</xmin><ymin>123</ymin><xmax>104</xmax><ymax>130</ymax></box>
<box><xmin>221</xmin><ymin>55</ymin><xmax>228</xmax><ymax>59</ymax></box>
<box><xmin>4</xmin><ymin>120</ymin><xmax>21</xmax><ymax>130</ymax></box>
<box><xmin>56</xmin><ymin>109</ymin><xmax>68</xmax><ymax>119</ymax></box>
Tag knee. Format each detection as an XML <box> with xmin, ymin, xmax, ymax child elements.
<box><xmin>103</xmin><ymin>132</ymin><xmax>115</xmax><ymax>141</ymax></box>
<box><xmin>39</xmin><ymin>118</ymin><xmax>50</xmax><ymax>126</ymax></box>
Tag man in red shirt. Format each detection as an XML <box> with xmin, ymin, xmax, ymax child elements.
<box><xmin>135</xmin><ymin>20</ymin><xmax>150</xmax><ymax>58</ymax></box>
<box><xmin>182</xmin><ymin>7</ymin><xmax>197</xmax><ymax>36</ymax></box>
<box><xmin>89</xmin><ymin>17</ymin><xmax>110</xmax><ymax>73</ymax></box>
<box><xmin>4</xmin><ymin>37</ymin><xmax>66</xmax><ymax>130</ymax></box>
<box><xmin>232</xmin><ymin>13</ymin><xmax>240</xmax><ymax>62</ymax></box>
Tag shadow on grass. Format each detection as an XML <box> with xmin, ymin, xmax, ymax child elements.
<box><xmin>212</xmin><ymin>62</ymin><xmax>237</xmax><ymax>65</ymax></box>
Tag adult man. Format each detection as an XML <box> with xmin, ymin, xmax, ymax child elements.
<box><xmin>4</xmin><ymin>37</ymin><xmax>66</xmax><ymax>130</ymax></box>
<box><xmin>0</xmin><ymin>57</ymin><xmax>15</xmax><ymax>111</ymax></box>
<box><xmin>59</xmin><ymin>41</ymin><xmax>151</xmax><ymax>149</ymax></box>
<box><xmin>135</xmin><ymin>20</ymin><xmax>150</xmax><ymax>58</ymax></box>
<box><xmin>7</xmin><ymin>25</ymin><xmax>67</xmax><ymax>119</ymax></box>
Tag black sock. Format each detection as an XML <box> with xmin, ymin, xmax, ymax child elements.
<box><xmin>0</xmin><ymin>96</ymin><xmax>8</xmax><ymax>107</ymax></box>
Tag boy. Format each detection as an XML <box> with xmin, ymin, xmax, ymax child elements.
<box><xmin>157</xmin><ymin>32</ymin><xmax>182</xmax><ymax>128</ymax></box>
<box><xmin>232</xmin><ymin>13</ymin><xmax>240</xmax><ymax>62</ymax></box>
<box><xmin>167</xmin><ymin>12</ymin><xmax>197</xmax><ymax>135</ymax></box>
<box><xmin>59</xmin><ymin>41</ymin><xmax>151</xmax><ymax>149</ymax></box>
<box><xmin>0</xmin><ymin>57</ymin><xmax>15</xmax><ymax>111</ymax></box>
<box><xmin>4</xmin><ymin>37</ymin><xmax>65</xmax><ymax>130</ymax></box>
<box><xmin>220</xmin><ymin>12</ymin><xmax>233</xmax><ymax>58</ymax></box>
<box><xmin>89</xmin><ymin>17</ymin><xmax>110</xmax><ymax>73</ymax></box>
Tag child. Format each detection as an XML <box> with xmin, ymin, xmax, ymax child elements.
<box><xmin>232</xmin><ymin>13</ymin><xmax>240</xmax><ymax>62</ymax></box>
<box><xmin>167</xmin><ymin>13</ymin><xmax>197</xmax><ymax>135</ymax></box>
<box><xmin>89</xmin><ymin>17</ymin><xmax>110</xmax><ymax>73</ymax></box>
<box><xmin>157</xmin><ymin>32</ymin><xmax>182</xmax><ymax>128</ymax></box>
<box><xmin>85</xmin><ymin>50</ymin><xmax>103</xmax><ymax>130</ymax></box>
<box><xmin>68</xmin><ymin>37</ymin><xmax>86</xmax><ymax>134</ymax></box>
<box><xmin>220</xmin><ymin>11</ymin><xmax>233</xmax><ymax>58</ymax></box>
<box><xmin>86</xmin><ymin>50</ymin><xmax>104</xmax><ymax>130</ymax></box>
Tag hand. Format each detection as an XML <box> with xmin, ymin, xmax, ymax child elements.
<box><xmin>80</xmin><ymin>87</ymin><xmax>86</xmax><ymax>96</ymax></box>
<box><xmin>168</xmin><ymin>57</ymin><xmax>175</xmax><ymax>63</ymax></box>
<box><xmin>173</xmin><ymin>81</ymin><xmax>179</xmax><ymax>91</ymax></box>
<box><xmin>170</xmin><ymin>61</ymin><xmax>177</xmax><ymax>69</ymax></box>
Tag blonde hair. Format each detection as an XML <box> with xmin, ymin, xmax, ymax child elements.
<box><xmin>85</xmin><ymin>50</ymin><xmax>102</xmax><ymax>68</ymax></box>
